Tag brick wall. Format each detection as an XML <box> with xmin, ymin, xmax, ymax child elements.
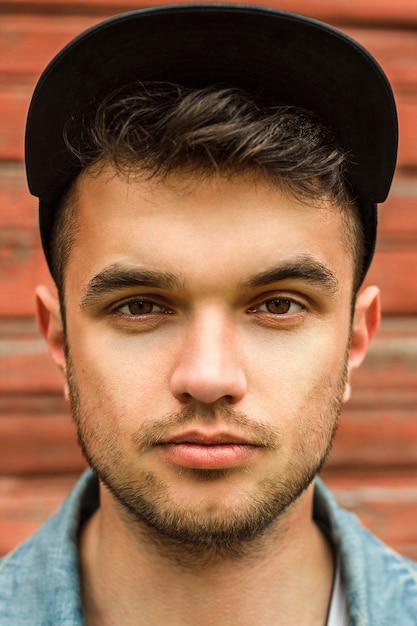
<box><xmin>1</xmin><ymin>0</ymin><xmax>416</xmax><ymax>559</ymax></box>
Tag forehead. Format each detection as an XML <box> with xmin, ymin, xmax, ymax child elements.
<box><xmin>65</xmin><ymin>166</ymin><xmax>354</xmax><ymax>291</ymax></box>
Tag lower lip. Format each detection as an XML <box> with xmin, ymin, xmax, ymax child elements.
<box><xmin>159</xmin><ymin>443</ymin><xmax>257</xmax><ymax>469</ymax></box>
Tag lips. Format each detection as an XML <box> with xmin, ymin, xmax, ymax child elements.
<box><xmin>157</xmin><ymin>431</ymin><xmax>259</xmax><ymax>470</ymax></box>
<box><xmin>164</xmin><ymin>431</ymin><xmax>255</xmax><ymax>446</ymax></box>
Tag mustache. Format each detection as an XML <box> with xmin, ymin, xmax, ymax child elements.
<box><xmin>132</xmin><ymin>404</ymin><xmax>282</xmax><ymax>452</ymax></box>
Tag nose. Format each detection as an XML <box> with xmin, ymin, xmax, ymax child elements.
<box><xmin>170</xmin><ymin>309</ymin><xmax>247</xmax><ymax>405</ymax></box>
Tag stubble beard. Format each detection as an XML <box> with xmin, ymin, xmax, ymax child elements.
<box><xmin>66</xmin><ymin>352</ymin><xmax>347</xmax><ymax>563</ymax></box>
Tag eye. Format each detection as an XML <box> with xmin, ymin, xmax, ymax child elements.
<box><xmin>116</xmin><ymin>299</ymin><xmax>171</xmax><ymax>316</ymax></box>
<box><xmin>249</xmin><ymin>297</ymin><xmax>303</xmax><ymax>315</ymax></box>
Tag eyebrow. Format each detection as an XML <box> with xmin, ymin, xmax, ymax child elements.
<box><xmin>81</xmin><ymin>255</ymin><xmax>339</xmax><ymax>309</ymax></box>
<box><xmin>240</xmin><ymin>256</ymin><xmax>339</xmax><ymax>294</ymax></box>
<box><xmin>80</xmin><ymin>265</ymin><xmax>185</xmax><ymax>308</ymax></box>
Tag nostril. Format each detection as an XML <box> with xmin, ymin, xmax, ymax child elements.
<box><xmin>178</xmin><ymin>391</ymin><xmax>193</xmax><ymax>404</ymax></box>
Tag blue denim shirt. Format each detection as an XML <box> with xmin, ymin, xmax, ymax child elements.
<box><xmin>1</xmin><ymin>471</ymin><xmax>416</xmax><ymax>625</ymax></box>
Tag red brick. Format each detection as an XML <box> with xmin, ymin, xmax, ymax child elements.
<box><xmin>0</xmin><ymin>413</ymin><xmax>86</xmax><ymax>474</ymax></box>
<box><xmin>2</xmin><ymin>0</ymin><xmax>417</xmax><ymax>23</ymax></box>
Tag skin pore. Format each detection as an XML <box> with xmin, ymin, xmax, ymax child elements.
<box><xmin>36</xmin><ymin>165</ymin><xmax>380</xmax><ymax>625</ymax></box>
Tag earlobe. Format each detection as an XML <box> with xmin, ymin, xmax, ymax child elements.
<box><xmin>344</xmin><ymin>285</ymin><xmax>381</xmax><ymax>403</ymax></box>
<box><xmin>35</xmin><ymin>285</ymin><xmax>67</xmax><ymax>375</ymax></box>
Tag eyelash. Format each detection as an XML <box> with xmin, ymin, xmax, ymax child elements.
<box><xmin>113</xmin><ymin>299</ymin><xmax>173</xmax><ymax>317</ymax></box>
<box><xmin>111</xmin><ymin>295</ymin><xmax>305</xmax><ymax>319</ymax></box>
<box><xmin>247</xmin><ymin>297</ymin><xmax>304</xmax><ymax>316</ymax></box>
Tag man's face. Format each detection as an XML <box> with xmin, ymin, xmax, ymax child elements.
<box><xmin>60</xmin><ymin>166</ymin><xmax>356</xmax><ymax>550</ymax></box>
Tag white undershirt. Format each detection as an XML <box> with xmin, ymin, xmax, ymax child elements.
<box><xmin>327</xmin><ymin>560</ymin><xmax>348</xmax><ymax>626</ymax></box>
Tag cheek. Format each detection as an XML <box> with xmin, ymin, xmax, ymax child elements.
<box><xmin>243</xmin><ymin>322</ymin><xmax>350</xmax><ymax>400</ymax></box>
<box><xmin>66</xmin><ymin>326</ymin><xmax>179</xmax><ymax>419</ymax></box>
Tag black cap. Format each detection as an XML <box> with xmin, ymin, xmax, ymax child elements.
<box><xmin>25</xmin><ymin>3</ymin><xmax>398</xmax><ymax>281</ymax></box>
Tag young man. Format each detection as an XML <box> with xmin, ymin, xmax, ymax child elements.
<box><xmin>1</xmin><ymin>4</ymin><xmax>416</xmax><ymax>624</ymax></box>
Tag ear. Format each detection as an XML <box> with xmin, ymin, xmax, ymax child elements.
<box><xmin>343</xmin><ymin>285</ymin><xmax>380</xmax><ymax>402</ymax></box>
<box><xmin>35</xmin><ymin>285</ymin><xmax>69</xmax><ymax>397</ymax></box>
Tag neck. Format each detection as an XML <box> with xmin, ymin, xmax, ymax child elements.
<box><xmin>79</xmin><ymin>481</ymin><xmax>334</xmax><ymax>626</ymax></box>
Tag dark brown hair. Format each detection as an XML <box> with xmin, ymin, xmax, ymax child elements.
<box><xmin>52</xmin><ymin>82</ymin><xmax>363</xmax><ymax>296</ymax></box>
